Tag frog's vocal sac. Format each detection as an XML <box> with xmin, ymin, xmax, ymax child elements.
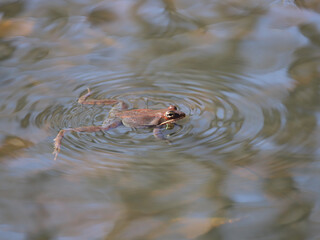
<box><xmin>53</xmin><ymin>88</ymin><xmax>186</xmax><ymax>160</ymax></box>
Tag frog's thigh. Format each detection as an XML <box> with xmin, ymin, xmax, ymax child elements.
<box><xmin>105</xmin><ymin>103</ymin><xmax>122</xmax><ymax>120</ymax></box>
<box><xmin>111</xmin><ymin>102</ymin><xmax>128</xmax><ymax>112</ymax></box>
<box><xmin>102</xmin><ymin>117</ymin><xmax>122</xmax><ymax>128</ymax></box>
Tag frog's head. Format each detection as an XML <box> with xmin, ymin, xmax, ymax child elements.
<box><xmin>160</xmin><ymin>105</ymin><xmax>186</xmax><ymax>125</ymax></box>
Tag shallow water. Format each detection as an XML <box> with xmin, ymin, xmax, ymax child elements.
<box><xmin>1</xmin><ymin>0</ymin><xmax>320</xmax><ymax>239</ymax></box>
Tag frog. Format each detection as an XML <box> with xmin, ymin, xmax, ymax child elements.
<box><xmin>53</xmin><ymin>88</ymin><xmax>186</xmax><ymax>160</ymax></box>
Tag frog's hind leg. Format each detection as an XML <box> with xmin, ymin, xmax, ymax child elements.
<box><xmin>53</xmin><ymin>121</ymin><xmax>121</xmax><ymax>160</ymax></box>
<box><xmin>78</xmin><ymin>88</ymin><xmax>128</xmax><ymax>110</ymax></box>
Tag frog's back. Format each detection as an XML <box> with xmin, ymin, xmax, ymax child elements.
<box><xmin>116</xmin><ymin>109</ymin><xmax>164</xmax><ymax>128</ymax></box>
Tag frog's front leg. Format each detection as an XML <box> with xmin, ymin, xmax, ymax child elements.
<box><xmin>78</xmin><ymin>88</ymin><xmax>128</xmax><ymax>110</ymax></box>
<box><xmin>153</xmin><ymin>127</ymin><xmax>173</xmax><ymax>144</ymax></box>
<box><xmin>53</xmin><ymin>120</ymin><xmax>121</xmax><ymax>160</ymax></box>
<box><xmin>152</xmin><ymin>126</ymin><xmax>166</xmax><ymax>140</ymax></box>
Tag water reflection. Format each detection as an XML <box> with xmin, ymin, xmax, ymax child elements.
<box><xmin>0</xmin><ymin>40</ymin><xmax>15</xmax><ymax>61</ymax></box>
<box><xmin>0</xmin><ymin>0</ymin><xmax>25</xmax><ymax>18</ymax></box>
<box><xmin>0</xmin><ymin>0</ymin><xmax>320</xmax><ymax>239</ymax></box>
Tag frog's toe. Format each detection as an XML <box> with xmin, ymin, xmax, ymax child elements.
<box><xmin>52</xmin><ymin>148</ymin><xmax>60</xmax><ymax>161</ymax></box>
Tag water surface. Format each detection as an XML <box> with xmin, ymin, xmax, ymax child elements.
<box><xmin>0</xmin><ymin>0</ymin><xmax>320</xmax><ymax>239</ymax></box>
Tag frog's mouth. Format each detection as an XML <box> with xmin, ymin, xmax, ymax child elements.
<box><xmin>159</xmin><ymin>114</ymin><xmax>186</xmax><ymax>126</ymax></box>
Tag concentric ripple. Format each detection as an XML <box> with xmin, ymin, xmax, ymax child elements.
<box><xmin>36</xmin><ymin>68</ymin><xmax>290</xmax><ymax>170</ymax></box>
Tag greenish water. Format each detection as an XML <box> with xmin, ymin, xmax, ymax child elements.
<box><xmin>0</xmin><ymin>0</ymin><xmax>320</xmax><ymax>239</ymax></box>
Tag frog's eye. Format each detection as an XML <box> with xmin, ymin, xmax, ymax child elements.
<box><xmin>165</xmin><ymin>110</ymin><xmax>176</xmax><ymax>118</ymax></box>
<box><xmin>168</xmin><ymin>105</ymin><xmax>177</xmax><ymax>111</ymax></box>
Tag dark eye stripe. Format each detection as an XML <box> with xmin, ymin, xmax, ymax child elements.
<box><xmin>166</xmin><ymin>111</ymin><xmax>176</xmax><ymax>118</ymax></box>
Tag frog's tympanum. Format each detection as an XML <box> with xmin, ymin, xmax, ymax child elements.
<box><xmin>53</xmin><ymin>88</ymin><xmax>186</xmax><ymax>160</ymax></box>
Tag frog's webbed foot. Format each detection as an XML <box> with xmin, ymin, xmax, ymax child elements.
<box><xmin>153</xmin><ymin>127</ymin><xmax>172</xmax><ymax>144</ymax></box>
<box><xmin>78</xmin><ymin>88</ymin><xmax>128</xmax><ymax>110</ymax></box>
<box><xmin>53</xmin><ymin>121</ymin><xmax>121</xmax><ymax>160</ymax></box>
<box><xmin>53</xmin><ymin>129</ymin><xmax>65</xmax><ymax>161</ymax></box>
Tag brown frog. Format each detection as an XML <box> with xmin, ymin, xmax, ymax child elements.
<box><xmin>53</xmin><ymin>88</ymin><xmax>186</xmax><ymax>160</ymax></box>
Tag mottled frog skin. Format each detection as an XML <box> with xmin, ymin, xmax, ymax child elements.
<box><xmin>53</xmin><ymin>88</ymin><xmax>186</xmax><ymax>160</ymax></box>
